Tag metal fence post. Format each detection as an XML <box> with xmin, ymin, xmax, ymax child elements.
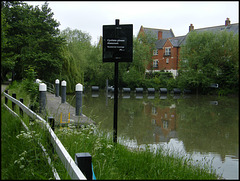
<box><xmin>75</xmin><ymin>153</ymin><xmax>92</xmax><ymax>180</ymax></box>
<box><xmin>19</xmin><ymin>98</ymin><xmax>23</xmax><ymax>117</ymax></box>
<box><xmin>55</xmin><ymin>79</ymin><xmax>59</xmax><ymax>97</ymax></box>
<box><xmin>75</xmin><ymin>83</ymin><xmax>83</xmax><ymax>116</ymax></box>
<box><xmin>12</xmin><ymin>93</ymin><xmax>16</xmax><ymax>111</ymax></box>
<box><xmin>61</xmin><ymin>80</ymin><xmax>66</xmax><ymax>103</ymax></box>
<box><xmin>39</xmin><ymin>83</ymin><xmax>47</xmax><ymax>113</ymax></box>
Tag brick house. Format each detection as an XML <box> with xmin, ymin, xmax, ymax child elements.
<box><xmin>138</xmin><ymin>18</ymin><xmax>239</xmax><ymax>78</ymax></box>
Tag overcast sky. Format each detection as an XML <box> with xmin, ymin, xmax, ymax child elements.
<box><xmin>26</xmin><ymin>1</ymin><xmax>239</xmax><ymax>45</ymax></box>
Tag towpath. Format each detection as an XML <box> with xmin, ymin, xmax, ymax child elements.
<box><xmin>45</xmin><ymin>92</ymin><xmax>94</xmax><ymax>126</ymax></box>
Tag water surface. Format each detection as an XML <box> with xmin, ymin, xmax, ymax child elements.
<box><xmin>67</xmin><ymin>91</ymin><xmax>239</xmax><ymax>179</ymax></box>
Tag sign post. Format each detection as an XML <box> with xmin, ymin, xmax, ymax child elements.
<box><xmin>103</xmin><ymin>19</ymin><xmax>133</xmax><ymax>143</ymax></box>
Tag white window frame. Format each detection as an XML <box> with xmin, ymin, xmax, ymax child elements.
<box><xmin>165</xmin><ymin>47</ymin><xmax>171</xmax><ymax>55</ymax></box>
<box><xmin>153</xmin><ymin>59</ymin><xmax>158</xmax><ymax>68</ymax></box>
<box><xmin>166</xmin><ymin>58</ymin><xmax>169</xmax><ymax>64</ymax></box>
<box><xmin>153</xmin><ymin>49</ymin><xmax>158</xmax><ymax>55</ymax></box>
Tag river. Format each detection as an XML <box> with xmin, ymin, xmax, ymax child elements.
<box><xmin>67</xmin><ymin>90</ymin><xmax>239</xmax><ymax>179</ymax></box>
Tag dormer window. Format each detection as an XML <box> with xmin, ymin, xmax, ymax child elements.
<box><xmin>165</xmin><ymin>47</ymin><xmax>171</xmax><ymax>56</ymax></box>
<box><xmin>153</xmin><ymin>49</ymin><xmax>158</xmax><ymax>55</ymax></box>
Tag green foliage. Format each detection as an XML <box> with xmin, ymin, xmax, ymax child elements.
<box><xmin>1</xmin><ymin>104</ymin><xmax>55</xmax><ymax>179</ymax></box>
<box><xmin>21</xmin><ymin>66</ymin><xmax>39</xmax><ymax>108</ymax></box>
<box><xmin>55</xmin><ymin>124</ymin><xmax>219</xmax><ymax>180</ymax></box>
<box><xmin>1</xmin><ymin>1</ymin><xmax>65</xmax><ymax>82</ymax></box>
<box><xmin>122</xmin><ymin>67</ymin><xmax>143</xmax><ymax>89</ymax></box>
<box><xmin>179</xmin><ymin>30</ymin><xmax>239</xmax><ymax>94</ymax></box>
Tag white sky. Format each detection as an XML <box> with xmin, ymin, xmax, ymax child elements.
<box><xmin>26</xmin><ymin>1</ymin><xmax>239</xmax><ymax>45</ymax></box>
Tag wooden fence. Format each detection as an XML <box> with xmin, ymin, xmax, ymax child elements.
<box><xmin>3</xmin><ymin>92</ymin><xmax>87</xmax><ymax>180</ymax></box>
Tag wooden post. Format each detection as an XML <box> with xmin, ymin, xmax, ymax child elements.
<box><xmin>12</xmin><ymin>93</ymin><xmax>16</xmax><ymax>111</ymax></box>
<box><xmin>75</xmin><ymin>153</ymin><xmax>92</xmax><ymax>180</ymax></box>
<box><xmin>19</xmin><ymin>98</ymin><xmax>23</xmax><ymax>117</ymax></box>
<box><xmin>48</xmin><ymin>117</ymin><xmax>55</xmax><ymax>153</ymax></box>
<box><xmin>48</xmin><ymin>117</ymin><xmax>55</xmax><ymax>131</ymax></box>
<box><xmin>5</xmin><ymin>90</ymin><xmax>8</xmax><ymax>104</ymax></box>
<box><xmin>29</xmin><ymin>105</ymin><xmax>34</xmax><ymax>122</ymax></box>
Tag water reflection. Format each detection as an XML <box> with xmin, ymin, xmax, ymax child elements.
<box><xmin>67</xmin><ymin>91</ymin><xmax>239</xmax><ymax>179</ymax></box>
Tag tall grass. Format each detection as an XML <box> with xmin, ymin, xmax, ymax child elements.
<box><xmin>55</xmin><ymin>123</ymin><xmax>219</xmax><ymax>180</ymax></box>
<box><xmin>1</xmin><ymin>103</ymin><xmax>55</xmax><ymax>179</ymax></box>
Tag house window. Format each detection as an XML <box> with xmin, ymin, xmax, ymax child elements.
<box><xmin>153</xmin><ymin>49</ymin><xmax>158</xmax><ymax>55</ymax></box>
<box><xmin>163</xmin><ymin>120</ymin><xmax>168</xmax><ymax>129</ymax></box>
<box><xmin>152</xmin><ymin>106</ymin><xmax>157</xmax><ymax>115</ymax></box>
<box><xmin>165</xmin><ymin>47</ymin><xmax>171</xmax><ymax>56</ymax></box>
<box><xmin>153</xmin><ymin>59</ymin><xmax>158</xmax><ymax>68</ymax></box>
<box><xmin>166</xmin><ymin>58</ymin><xmax>169</xmax><ymax>64</ymax></box>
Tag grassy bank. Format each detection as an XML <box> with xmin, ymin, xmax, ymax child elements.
<box><xmin>56</xmin><ymin>124</ymin><xmax>219</xmax><ymax>180</ymax></box>
<box><xmin>1</xmin><ymin>103</ymin><xmax>55</xmax><ymax>179</ymax></box>
<box><xmin>2</xmin><ymin>81</ymin><xmax>220</xmax><ymax>179</ymax></box>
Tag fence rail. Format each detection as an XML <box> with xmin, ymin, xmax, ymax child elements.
<box><xmin>3</xmin><ymin>103</ymin><xmax>61</xmax><ymax>180</ymax></box>
<box><xmin>3</xmin><ymin>92</ymin><xmax>87</xmax><ymax>180</ymax></box>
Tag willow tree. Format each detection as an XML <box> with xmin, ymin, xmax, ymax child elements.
<box><xmin>60</xmin><ymin>28</ymin><xmax>92</xmax><ymax>92</ymax></box>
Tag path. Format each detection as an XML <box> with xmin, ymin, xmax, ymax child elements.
<box><xmin>44</xmin><ymin>92</ymin><xmax>95</xmax><ymax>126</ymax></box>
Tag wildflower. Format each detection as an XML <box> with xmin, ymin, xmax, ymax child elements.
<box><xmin>16</xmin><ymin>134</ymin><xmax>22</xmax><ymax>139</ymax></box>
<box><xmin>29</xmin><ymin>122</ymin><xmax>34</xmax><ymax>126</ymax></box>
<box><xmin>19</xmin><ymin>151</ymin><xmax>27</xmax><ymax>156</ymax></box>
<box><xmin>14</xmin><ymin>160</ymin><xmax>20</xmax><ymax>164</ymax></box>
<box><xmin>107</xmin><ymin>144</ymin><xmax>113</xmax><ymax>149</ymax></box>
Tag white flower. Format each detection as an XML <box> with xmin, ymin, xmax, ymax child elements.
<box><xmin>29</xmin><ymin>122</ymin><xmax>34</xmax><ymax>126</ymax></box>
<box><xmin>107</xmin><ymin>144</ymin><xmax>113</xmax><ymax>149</ymax></box>
<box><xmin>14</xmin><ymin>160</ymin><xmax>20</xmax><ymax>164</ymax></box>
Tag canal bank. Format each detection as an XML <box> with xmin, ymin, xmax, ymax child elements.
<box><xmin>45</xmin><ymin>92</ymin><xmax>95</xmax><ymax>127</ymax></box>
<box><xmin>2</xmin><ymin>82</ymin><xmax>220</xmax><ymax>179</ymax></box>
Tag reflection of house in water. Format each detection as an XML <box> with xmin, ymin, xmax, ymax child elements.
<box><xmin>145</xmin><ymin>103</ymin><xmax>177</xmax><ymax>143</ymax></box>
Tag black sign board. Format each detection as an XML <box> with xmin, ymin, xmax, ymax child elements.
<box><xmin>103</xmin><ymin>24</ymin><xmax>133</xmax><ymax>62</ymax></box>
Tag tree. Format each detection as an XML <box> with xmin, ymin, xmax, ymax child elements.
<box><xmin>1</xmin><ymin>1</ymin><xmax>65</xmax><ymax>82</ymax></box>
<box><xmin>178</xmin><ymin>30</ymin><xmax>239</xmax><ymax>94</ymax></box>
<box><xmin>60</xmin><ymin>27</ymin><xmax>92</xmax><ymax>92</ymax></box>
<box><xmin>122</xmin><ymin>34</ymin><xmax>156</xmax><ymax>88</ymax></box>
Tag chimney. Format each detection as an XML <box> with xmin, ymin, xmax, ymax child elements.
<box><xmin>225</xmin><ymin>18</ymin><xmax>230</xmax><ymax>26</ymax></box>
<box><xmin>189</xmin><ymin>24</ymin><xmax>194</xmax><ymax>32</ymax></box>
<box><xmin>158</xmin><ymin>31</ymin><xmax>162</xmax><ymax>40</ymax></box>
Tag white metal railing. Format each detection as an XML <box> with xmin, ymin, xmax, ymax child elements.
<box><xmin>3</xmin><ymin>103</ymin><xmax>60</xmax><ymax>180</ymax></box>
<box><xmin>3</xmin><ymin>92</ymin><xmax>87</xmax><ymax>180</ymax></box>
